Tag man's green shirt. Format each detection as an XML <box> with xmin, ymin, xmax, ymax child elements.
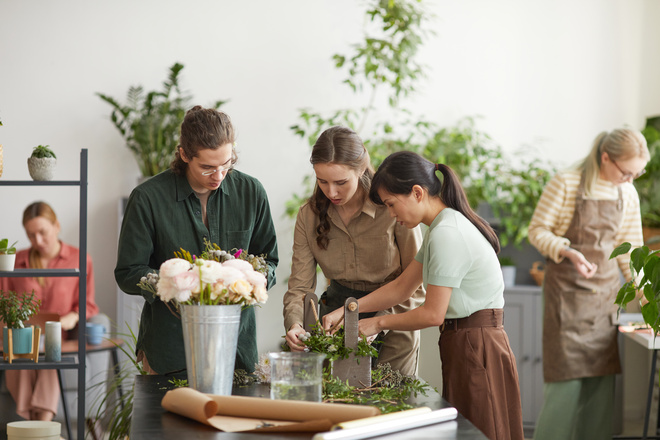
<box><xmin>115</xmin><ymin>169</ymin><xmax>278</xmax><ymax>374</ymax></box>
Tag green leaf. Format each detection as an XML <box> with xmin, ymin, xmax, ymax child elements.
<box><xmin>610</xmin><ymin>242</ymin><xmax>632</xmax><ymax>259</ymax></box>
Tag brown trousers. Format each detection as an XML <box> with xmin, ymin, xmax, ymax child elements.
<box><xmin>440</xmin><ymin>309</ymin><xmax>524</xmax><ymax>440</ymax></box>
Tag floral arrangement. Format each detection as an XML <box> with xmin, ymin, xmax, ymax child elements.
<box><xmin>138</xmin><ymin>240</ymin><xmax>269</xmax><ymax>307</ymax></box>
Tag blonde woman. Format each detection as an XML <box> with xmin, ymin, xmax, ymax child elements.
<box><xmin>1</xmin><ymin>201</ymin><xmax>98</xmax><ymax>421</ymax></box>
<box><xmin>528</xmin><ymin>129</ymin><xmax>649</xmax><ymax>440</ymax></box>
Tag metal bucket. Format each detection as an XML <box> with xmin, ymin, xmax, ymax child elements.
<box><xmin>180</xmin><ymin>304</ymin><xmax>242</xmax><ymax>395</ymax></box>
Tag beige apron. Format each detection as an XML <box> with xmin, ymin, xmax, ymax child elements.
<box><xmin>542</xmin><ymin>174</ymin><xmax>623</xmax><ymax>383</ymax></box>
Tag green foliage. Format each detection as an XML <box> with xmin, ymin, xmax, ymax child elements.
<box><xmin>0</xmin><ymin>290</ymin><xmax>41</xmax><ymax>329</ymax></box>
<box><xmin>30</xmin><ymin>145</ymin><xmax>56</xmax><ymax>159</ymax></box>
<box><xmin>301</xmin><ymin>323</ymin><xmax>379</xmax><ymax>362</ymax></box>
<box><xmin>97</xmin><ymin>62</ymin><xmax>228</xmax><ymax>177</ymax></box>
<box><xmin>610</xmin><ymin>242</ymin><xmax>660</xmax><ymax>336</ymax></box>
<box><xmin>323</xmin><ymin>363</ymin><xmax>432</xmax><ymax>413</ymax></box>
<box><xmin>636</xmin><ymin>116</ymin><xmax>660</xmax><ymax>228</ymax></box>
<box><xmin>499</xmin><ymin>256</ymin><xmax>515</xmax><ymax>267</ymax></box>
<box><xmin>286</xmin><ymin>0</ymin><xmax>554</xmax><ymax>248</ymax></box>
<box><xmin>0</xmin><ymin>238</ymin><xmax>17</xmax><ymax>255</ymax></box>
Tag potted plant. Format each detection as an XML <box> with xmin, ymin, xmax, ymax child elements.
<box><xmin>27</xmin><ymin>144</ymin><xmax>57</xmax><ymax>181</ymax></box>
<box><xmin>499</xmin><ymin>256</ymin><xmax>516</xmax><ymax>288</ymax></box>
<box><xmin>0</xmin><ymin>238</ymin><xmax>17</xmax><ymax>271</ymax></box>
<box><xmin>636</xmin><ymin>116</ymin><xmax>660</xmax><ymax>249</ymax></box>
<box><xmin>97</xmin><ymin>62</ymin><xmax>227</xmax><ymax>179</ymax></box>
<box><xmin>610</xmin><ymin>243</ymin><xmax>659</xmax><ymax>336</ymax></box>
<box><xmin>0</xmin><ymin>290</ymin><xmax>41</xmax><ymax>356</ymax></box>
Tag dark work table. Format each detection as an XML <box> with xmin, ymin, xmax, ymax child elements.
<box><xmin>130</xmin><ymin>374</ymin><xmax>488</xmax><ymax>440</ymax></box>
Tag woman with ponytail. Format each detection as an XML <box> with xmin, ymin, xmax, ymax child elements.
<box><xmin>322</xmin><ymin>151</ymin><xmax>523</xmax><ymax>440</ymax></box>
<box><xmin>284</xmin><ymin>127</ymin><xmax>425</xmax><ymax>375</ymax></box>
<box><xmin>528</xmin><ymin>129</ymin><xmax>648</xmax><ymax>440</ymax></box>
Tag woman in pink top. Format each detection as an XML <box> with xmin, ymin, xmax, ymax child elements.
<box><xmin>1</xmin><ymin>201</ymin><xmax>97</xmax><ymax>421</ymax></box>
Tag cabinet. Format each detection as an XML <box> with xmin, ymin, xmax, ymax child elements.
<box><xmin>503</xmin><ymin>285</ymin><xmax>543</xmax><ymax>433</ymax></box>
<box><xmin>0</xmin><ymin>149</ymin><xmax>88</xmax><ymax>440</ymax></box>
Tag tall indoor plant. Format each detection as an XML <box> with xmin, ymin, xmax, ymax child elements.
<box><xmin>636</xmin><ymin>116</ymin><xmax>660</xmax><ymax>247</ymax></box>
<box><xmin>286</xmin><ymin>0</ymin><xmax>554</xmax><ymax>250</ymax></box>
<box><xmin>97</xmin><ymin>63</ymin><xmax>227</xmax><ymax>178</ymax></box>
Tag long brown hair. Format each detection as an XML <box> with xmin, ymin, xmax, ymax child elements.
<box><xmin>309</xmin><ymin>126</ymin><xmax>373</xmax><ymax>249</ymax></box>
<box><xmin>170</xmin><ymin>106</ymin><xmax>237</xmax><ymax>175</ymax></box>
<box><xmin>370</xmin><ymin>151</ymin><xmax>500</xmax><ymax>253</ymax></box>
<box><xmin>23</xmin><ymin>201</ymin><xmax>58</xmax><ymax>285</ymax></box>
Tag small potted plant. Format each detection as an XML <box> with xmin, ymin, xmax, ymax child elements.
<box><xmin>0</xmin><ymin>238</ymin><xmax>17</xmax><ymax>271</ymax></box>
<box><xmin>499</xmin><ymin>256</ymin><xmax>517</xmax><ymax>288</ymax></box>
<box><xmin>0</xmin><ymin>290</ymin><xmax>41</xmax><ymax>357</ymax></box>
<box><xmin>27</xmin><ymin>144</ymin><xmax>57</xmax><ymax>181</ymax></box>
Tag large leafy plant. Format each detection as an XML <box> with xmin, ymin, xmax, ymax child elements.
<box><xmin>0</xmin><ymin>290</ymin><xmax>41</xmax><ymax>329</ymax></box>
<box><xmin>636</xmin><ymin>116</ymin><xmax>660</xmax><ymax>229</ymax></box>
<box><xmin>97</xmin><ymin>63</ymin><xmax>227</xmax><ymax>177</ymax></box>
<box><xmin>610</xmin><ymin>243</ymin><xmax>660</xmax><ymax>337</ymax></box>
<box><xmin>287</xmin><ymin>0</ymin><xmax>554</xmax><ymax>248</ymax></box>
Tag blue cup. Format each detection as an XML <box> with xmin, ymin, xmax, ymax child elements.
<box><xmin>85</xmin><ymin>323</ymin><xmax>105</xmax><ymax>345</ymax></box>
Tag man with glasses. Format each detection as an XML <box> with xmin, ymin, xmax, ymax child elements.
<box><xmin>115</xmin><ymin>106</ymin><xmax>278</xmax><ymax>376</ymax></box>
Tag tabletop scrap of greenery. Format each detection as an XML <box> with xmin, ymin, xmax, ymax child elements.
<box><xmin>234</xmin><ymin>363</ymin><xmax>432</xmax><ymax>415</ymax></box>
<box><xmin>299</xmin><ymin>323</ymin><xmax>378</xmax><ymax>361</ymax></box>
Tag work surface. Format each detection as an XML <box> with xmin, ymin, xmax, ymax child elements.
<box><xmin>131</xmin><ymin>374</ymin><xmax>489</xmax><ymax>440</ymax></box>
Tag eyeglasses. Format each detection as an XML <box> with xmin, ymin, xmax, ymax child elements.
<box><xmin>612</xmin><ymin>160</ymin><xmax>645</xmax><ymax>180</ymax></box>
<box><xmin>201</xmin><ymin>166</ymin><xmax>232</xmax><ymax>176</ymax></box>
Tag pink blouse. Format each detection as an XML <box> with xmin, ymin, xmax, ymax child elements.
<box><xmin>0</xmin><ymin>242</ymin><xmax>98</xmax><ymax>319</ymax></box>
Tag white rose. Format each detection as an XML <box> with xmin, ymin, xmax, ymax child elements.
<box><xmin>156</xmin><ymin>270</ymin><xmax>197</xmax><ymax>303</ymax></box>
<box><xmin>210</xmin><ymin>281</ymin><xmax>228</xmax><ymax>301</ymax></box>
<box><xmin>229</xmin><ymin>278</ymin><xmax>253</xmax><ymax>299</ymax></box>
<box><xmin>252</xmin><ymin>284</ymin><xmax>268</xmax><ymax>304</ymax></box>
<box><xmin>196</xmin><ymin>259</ymin><xmax>225</xmax><ymax>285</ymax></box>
<box><xmin>216</xmin><ymin>266</ymin><xmax>245</xmax><ymax>286</ymax></box>
<box><xmin>222</xmin><ymin>259</ymin><xmax>254</xmax><ymax>274</ymax></box>
<box><xmin>159</xmin><ymin>258</ymin><xmax>192</xmax><ymax>279</ymax></box>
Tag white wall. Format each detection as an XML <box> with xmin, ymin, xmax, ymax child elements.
<box><xmin>1</xmin><ymin>0</ymin><xmax>659</xmax><ymax>390</ymax></box>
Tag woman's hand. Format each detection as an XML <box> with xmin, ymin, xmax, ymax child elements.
<box><xmin>322</xmin><ymin>307</ymin><xmax>345</xmax><ymax>334</ymax></box>
<box><xmin>285</xmin><ymin>323</ymin><xmax>308</xmax><ymax>351</ymax></box>
<box><xmin>60</xmin><ymin>311</ymin><xmax>79</xmax><ymax>331</ymax></box>
<box><xmin>358</xmin><ymin>317</ymin><xmax>382</xmax><ymax>340</ymax></box>
<box><xmin>563</xmin><ymin>248</ymin><xmax>598</xmax><ymax>279</ymax></box>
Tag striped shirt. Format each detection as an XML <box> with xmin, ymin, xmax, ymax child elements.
<box><xmin>527</xmin><ymin>169</ymin><xmax>643</xmax><ymax>281</ymax></box>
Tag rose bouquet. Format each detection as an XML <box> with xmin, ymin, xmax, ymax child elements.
<box><xmin>138</xmin><ymin>241</ymin><xmax>269</xmax><ymax>308</ymax></box>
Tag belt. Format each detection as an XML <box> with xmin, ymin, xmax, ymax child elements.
<box><xmin>440</xmin><ymin>308</ymin><xmax>504</xmax><ymax>333</ymax></box>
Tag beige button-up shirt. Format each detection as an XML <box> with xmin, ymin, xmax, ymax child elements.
<box><xmin>283</xmin><ymin>198</ymin><xmax>425</xmax><ymax>332</ymax></box>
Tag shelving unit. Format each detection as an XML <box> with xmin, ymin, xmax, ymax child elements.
<box><xmin>0</xmin><ymin>149</ymin><xmax>88</xmax><ymax>440</ymax></box>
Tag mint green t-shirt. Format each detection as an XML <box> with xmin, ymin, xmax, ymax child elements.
<box><xmin>415</xmin><ymin>208</ymin><xmax>504</xmax><ymax>319</ymax></box>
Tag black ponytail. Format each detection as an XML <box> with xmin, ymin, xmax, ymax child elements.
<box><xmin>370</xmin><ymin>151</ymin><xmax>500</xmax><ymax>253</ymax></box>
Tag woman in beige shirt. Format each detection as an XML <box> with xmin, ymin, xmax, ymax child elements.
<box><xmin>283</xmin><ymin>126</ymin><xmax>425</xmax><ymax>375</ymax></box>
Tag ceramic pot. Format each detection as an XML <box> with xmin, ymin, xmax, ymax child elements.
<box><xmin>501</xmin><ymin>265</ymin><xmax>516</xmax><ymax>288</ymax></box>
<box><xmin>27</xmin><ymin>157</ymin><xmax>56</xmax><ymax>181</ymax></box>
<box><xmin>0</xmin><ymin>253</ymin><xmax>16</xmax><ymax>271</ymax></box>
<box><xmin>2</xmin><ymin>327</ymin><xmax>33</xmax><ymax>355</ymax></box>
<box><xmin>180</xmin><ymin>304</ymin><xmax>241</xmax><ymax>395</ymax></box>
